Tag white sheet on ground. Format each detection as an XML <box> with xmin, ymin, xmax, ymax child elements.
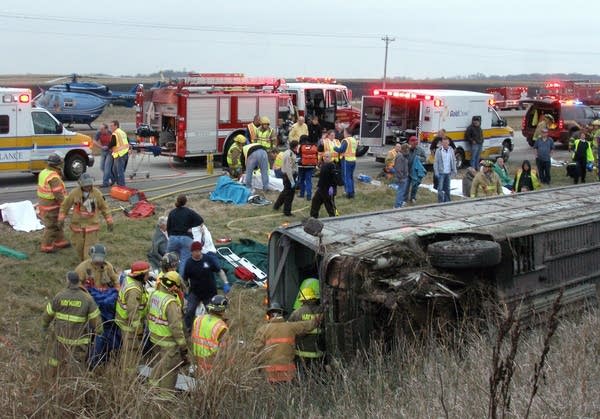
<box><xmin>0</xmin><ymin>200</ymin><xmax>44</xmax><ymax>232</ymax></box>
<box><xmin>419</xmin><ymin>180</ymin><xmax>511</xmax><ymax>197</ymax></box>
<box><xmin>240</xmin><ymin>169</ymin><xmax>284</xmax><ymax>191</ymax></box>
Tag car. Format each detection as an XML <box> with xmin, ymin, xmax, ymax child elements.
<box><xmin>522</xmin><ymin>99</ymin><xmax>598</xmax><ymax>147</ymax></box>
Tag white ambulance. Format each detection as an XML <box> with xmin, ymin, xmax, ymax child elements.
<box><xmin>0</xmin><ymin>88</ymin><xmax>94</xmax><ymax>180</ymax></box>
<box><xmin>360</xmin><ymin>89</ymin><xmax>514</xmax><ymax>168</ymax></box>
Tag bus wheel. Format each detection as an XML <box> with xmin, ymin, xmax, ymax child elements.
<box><xmin>455</xmin><ymin>148</ymin><xmax>465</xmax><ymax>169</ymax></box>
<box><xmin>427</xmin><ymin>237</ymin><xmax>501</xmax><ymax>269</ymax></box>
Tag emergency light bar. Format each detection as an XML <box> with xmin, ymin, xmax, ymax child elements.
<box><xmin>182</xmin><ymin>73</ymin><xmax>285</xmax><ymax>88</ymax></box>
<box><xmin>373</xmin><ymin>89</ymin><xmax>443</xmax><ymax>106</ymax></box>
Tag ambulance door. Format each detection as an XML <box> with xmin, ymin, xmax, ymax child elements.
<box><xmin>323</xmin><ymin>89</ymin><xmax>337</xmax><ymax>127</ymax></box>
<box><xmin>0</xmin><ymin>103</ymin><xmax>23</xmax><ymax>170</ymax></box>
<box><xmin>359</xmin><ymin>96</ymin><xmax>385</xmax><ymax>146</ymax></box>
<box><xmin>186</xmin><ymin>97</ymin><xmax>218</xmax><ymax>154</ymax></box>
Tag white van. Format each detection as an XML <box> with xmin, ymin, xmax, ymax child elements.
<box><xmin>0</xmin><ymin>88</ymin><xmax>94</xmax><ymax>180</ymax></box>
<box><xmin>360</xmin><ymin>89</ymin><xmax>514</xmax><ymax>168</ymax></box>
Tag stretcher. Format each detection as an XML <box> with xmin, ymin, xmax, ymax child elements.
<box><xmin>129</xmin><ymin>143</ymin><xmax>162</xmax><ymax>179</ymax></box>
<box><xmin>216</xmin><ymin>247</ymin><xmax>267</xmax><ymax>287</ymax></box>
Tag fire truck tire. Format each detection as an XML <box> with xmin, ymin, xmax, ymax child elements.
<box><xmin>356</xmin><ymin>145</ymin><xmax>369</xmax><ymax>157</ymax></box>
<box><xmin>427</xmin><ymin>237</ymin><xmax>501</xmax><ymax>269</ymax></box>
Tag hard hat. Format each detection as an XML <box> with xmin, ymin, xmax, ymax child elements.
<box><xmin>47</xmin><ymin>152</ymin><xmax>64</xmax><ymax>167</ymax></box>
<box><xmin>89</xmin><ymin>244</ymin><xmax>107</xmax><ymax>263</ymax></box>
<box><xmin>260</xmin><ymin>116</ymin><xmax>270</xmax><ymax>125</ymax></box>
<box><xmin>266</xmin><ymin>301</ymin><xmax>285</xmax><ymax>315</ymax></box>
<box><xmin>234</xmin><ymin>134</ymin><xmax>246</xmax><ymax>144</ymax></box>
<box><xmin>130</xmin><ymin>260</ymin><xmax>150</xmax><ymax>277</ymax></box>
<box><xmin>207</xmin><ymin>295</ymin><xmax>229</xmax><ymax>313</ymax></box>
<box><xmin>160</xmin><ymin>271</ymin><xmax>181</xmax><ymax>289</ymax></box>
<box><xmin>78</xmin><ymin>172</ymin><xmax>94</xmax><ymax>187</ymax></box>
<box><xmin>481</xmin><ymin>160</ymin><xmax>494</xmax><ymax>167</ymax></box>
<box><xmin>161</xmin><ymin>252</ymin><xmax>180</xmax><ymax>271</ymax></box>
<box><xmin>299</xmin><ymin>287</ymin><xmax>318</xmax><ymax>302</ymax></box>
<box><xmin>543</xmin><ymin>114</ymin><xmax>555</xmax><ymax>122</ymax></box>
<box><xmin>591</xmin><ymin>119</ymin><xmax>600</xmax><ymax>126</ymax></box>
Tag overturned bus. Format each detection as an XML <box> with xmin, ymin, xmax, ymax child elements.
<box><xmin>267</xmin><ymin>183</ymin><xmax>600</xmax><ymax>356</ymax></box>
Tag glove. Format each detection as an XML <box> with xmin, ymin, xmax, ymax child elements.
<box><xmin>107</xmin><ymin>223</ymin><xmax>114</xmax><ymax>232</ymax></box>
<box><xmin>223</xmin><ymin>283</ymin><xmax>232</xmax><ymax>294</ymax></box>
<box><xmin>328</xmin><ymin>186</ymin><xmax>334</xmax><ymax>197</ymax></box>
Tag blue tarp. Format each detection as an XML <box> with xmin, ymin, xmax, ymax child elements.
<box><xmin>209</xmin><ymin>176</ymin><xmax>251</xmax><ymax>205</ymax></box>
<box><xmin>87</xmin><ymin>287</ymin><xmax>120</xmax><ymax>368</ymax></box>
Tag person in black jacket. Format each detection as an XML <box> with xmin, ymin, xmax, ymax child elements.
<box><xmin>307</xmin><ymin>115</ymin><xmax>322</xmax><ymax>145</ymax></box>
<box><xmin>465</xmin><ymin>116</ymin><xmax>484</xmax><ymax>170</ymax></box>
<box><xmin>310</xmin><ymin>152</ymin><xmax>338</xmax><ymax>218</ymax></box>
<box><xmin>166</xmin><ymin>194</ymin><xmax>203</xmax><ymax>278</ymax></box>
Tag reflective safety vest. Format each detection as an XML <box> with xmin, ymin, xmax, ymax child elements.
<box><xmin>273</xmin><ymin>151</ymin><xmax>285</xmax><ymax>170</ymax></box>
<box><xmin>385</xmin><ymin>149</ymin><xmax>398</xmax><ymax>170</ymax></box>
<box><xmin>514</xmin><ymin>169</ymin><xmax>541</xmax><ymax>191</ymax></box>
<box><xmin>115</xmin><ymin>276</ymin><xmax>148</xmax><ymax>333</ymax></box>
<box><xmin>247</xmin><ymin>122</ymin><xmax>258</xmax><ymax>142</ymax></box>
<box><xmin>256</xmin><ymin>127</ymin><xmax>274</xmax><ymax>150</ymax></box>
<box><xmin>147</xmin><ymin>289</ymin><xmax>180</xmax><ymax>347</ymax></box>
<box><xmin>572</xmin><ymin>139</ymin><xmax>594</xmax><ymax>162</ymax></box>
<box><xmin>295</xmin><ymin>311</ymin><xmax>323</xmax><ymax>359</ymax></box>
<box><xmin>323</xmin><ymin>138</ymin><xmax>340</xmax><ymax>162</ymax></box>
<box><xmin>191</xmin><ymin>314</ymin><xmax>228</xmax><ymax>369</ymax></box>
<box><xmin>227</xmin><ymin>144</ymin><xmax>243</xmax><ymax>168</ymax></box>
<box><xmin>45</xmin><ymin>297</ymin><xmax>101</xmax><ymax>346</ymax></box>
<box><xmin>37</xmin><ymin>168</ymin><xmax>65</xmax><ymax>203</ymax></box>
<box><xmin>342</xmin><ymin>136</ymin><xmax>357</xmax><ymax>162</ymax></box>
<box><xmin>111</xmin><ymin>128</ymin><xmax>129</xmax><ymax>158</ymax></box>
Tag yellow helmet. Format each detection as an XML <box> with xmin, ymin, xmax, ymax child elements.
<box><xmin>299</xmin><ymin>287</ymin><xmax>318</xmax><ymax>301</ymax></box>
<box><xmin>260</xmin><ymin>116</ymin><xmax>270</xmax><ymax>125</ymax></box>
<box><xmin>160</xmin><ymin>271</ymin><xmax>181</xmax><ymax>289</ymax></box>
<box><xmin>592</xmin><ymin>119</ymin><xmax>600</xmax><ymax>127</ymax></box>
<box><xmin>234</xmin><ymin>134</ymin><xmax>246</xmax><ymax>144</ymax></box>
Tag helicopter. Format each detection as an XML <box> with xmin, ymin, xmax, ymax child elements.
<box><xmin>33</xmin><ymin>74</ymin><xmax>139</xmax><ymax>128</ymax></box>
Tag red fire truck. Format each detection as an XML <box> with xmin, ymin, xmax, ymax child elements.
<box><xmin>135</xmin><ymin>74</ymin><xmax>294</xmax><ymax>164</ymax></box>
<box><xmin>540</xmin><ymin>80</ymin><xmax>600</xmax><ymax>106</ymax></box>
<box><xmin>485</xmin><ymin>86</ymin><xmax>528</xmax><ymax>110</ymax></box>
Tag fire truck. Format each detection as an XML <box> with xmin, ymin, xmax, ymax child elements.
<box><xmin>135</xmin><ymin>74</ymin><xmax>294</xmax><ymax>164</ymax></box>
<box><xmin>485</xmin><ymin>86</ymin><xmax>528</xmax><ymax>110</ymax></box>
<box><xmin>540</xmin><ymin>80</ymin><xmax>600</xmax><ymax>106</ymax></box>
<box><xmin>283</xmin><ymin>77</ymin><xmax>368</xmax><ymax>156</ymax></box>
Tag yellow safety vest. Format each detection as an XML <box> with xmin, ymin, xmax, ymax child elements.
<box><xmin>324</xmin><ymin>138</ymin><xmax>340</xmax><ymax>162</ymax></box>
<box><xmin>342</xmin><ymin>136</ymin><xmax>357</xmax><ymax>162</ymax></box>
<box><xmin>256</xmin><ymin>127</ymin><xmax>274</xmax><ymax>150</ymax></box>
<box><xmin>115</xmin><ymin>276</ymin><xmax>148</xmax><ymax>333</ymax></box>
<box><xmin>273</xmin><ymin>151</ymin><xmax>285</xmax><ymax>170</ymax></box>
<box><xmin>227</xmin><ymin>144</ymin><xmax>243</xmax><ymax>168</ymax></box>
<box><xmin>111</xmin><ymin>128</ymin><xmax>129</xmax><ymax>158</ymax></box>
<box><xmin>147</xmin><ymin>289</ymin><xmax>180</xmax><ymax>347</ymax></box>
<box><xmin>191</xmin><ymin>314</ymin><xmax>228</xmax><ymax>361</ymax></box>
<box><xmin>37</xmin><ymin>168</ymin><xmax>65</xmax><ymax>201</ymax></box>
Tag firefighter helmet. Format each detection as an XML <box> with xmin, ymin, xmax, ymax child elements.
<box><xmin>89</xmin><ymin>244</ymin><xmax>107</xmax><ymax>262</ymax></box>
<box><xmin>592</xmin><ymin>119</ymin><xmax>600</xmax><ymax>127</ymax></box>
<box><xmin>78</xmin><ymin>172</ymin><xmax>94</xmax><ymax>187</ymax></box>
<box><xmin>234</xmin><ymin>134</ymin><xmax>246</xmax><ymax>144</ymax></box>
<box><xmin>160</xmin><ymin>271</ymin><xmax>181</xmax><ymax>289</ymax></box>
<box><xmin>47</xmin><ymin>152</ymin><xmax>64</xmax><ymax>167</ymax></box>
<box><xmin>266</xmin><ymin>301</ymin><xmax>285</xmax><ymax>316</ymax></box>
<box><xmin>299</xmin><ymin>287</ymin><xmax>318</xmax><ymax>302</ymax></box>
<box><xmin>161</xmin><ymin>252</ymin><xmax>180</xmax><ymax>271</ymax></box>
<box><xmin>260</xmin><ymin>116</ymin><xmax>270</xmax><ymax>125</ymax></box>
<box><xmin>207</xmin><ymin>295</ymin><xmax>228</xmax><ymax>313</ymax></box>
<box><xmin>130</xmin><ymin>261</ymin><xmax>150</xmax><ymax>277</ymax></box>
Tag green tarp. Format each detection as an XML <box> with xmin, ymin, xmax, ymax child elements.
<box><xmin>215</xmin><ymin>239</ymin><xmax>268</xmax><ymax>287</ymax></box>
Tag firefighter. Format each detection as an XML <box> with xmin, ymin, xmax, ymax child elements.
<box><xmin>74</xmin><ymin>243</ymin><xmax>119</xmax><ymax>288</ymax></box>
<box><xmin>334</xmin><ymin>128</ymin><xmax>358</xmax><ymax>198</ymax></box>
<box><xmin>255</xmin><ymin>116</ymin><xmax>277</xmax><ymax>151</ymax></box>
<box><xmin>470</xmin><ymin>160</ymin><xmax>503</xmax><ymax>198</ymax></box>
<box><xmin>58</xmin><ymin>173</ymin><xmax>114</xmax><ymax>261</ymax></box>
<box><xmin>191</xmin><ymin>294</ymin><xmax>229</xmax><ymax>371</ymax></box>
<box><xmin>42</xmin><ymin>271</ymin><xmax>103</xmax><ymax>377</ymax></box>
<box><xmin>147</xmin><ymin>271</ymin><xmax>188</xmax><ymax>389</ymax></box>
<box><xmin>246</xmin><ymin>115</ymin><xmax>261</xmax><ymax>143</ymax></box>
<box><xmin>37</xmin><ymin>152</ymin><xmax>70</xmax><ymax>253</ymax></box>
<box><xmin>115</xmin><ymin>261</ymin><xmax>150</xmax><ymax>369</ymax></box>
<box><xmin>288</xmin><ymin>288</ymin><xmax>324</xmax><ymax>373</ymax></box>
<box><xmin>533</xmin><ymin>113</ymin><xmax>555</xmax><ymax>142</ymax></box>
<box><xmin>320</xmin><ymin>130</ymin><xmax>340</xmax><ymax>166</ymax></box>
<box><xmin>252</xmin><ymin>302</ymin><xmax>318</xmax><ymax>384</ymax></box>
<box><xmin>379</xmin><ymin>142</ymin><xmax>401</xmax><ymax>180</ymax></box>
<box><xmin>242</xmin><ymin>143</ymin><xmax>270</xmax><ymax>192</ymax></box>
<box><xmin>226</xmin><ymin>134</ymin><xmax>246</xmax><ymax>179</ymax></box>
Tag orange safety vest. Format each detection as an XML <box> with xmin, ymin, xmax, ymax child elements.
<box><xmin>37</xmin><ymin>168</ymin><xmax>65</xmax><ymax>210</ymax></box>
<box><xmin>342</xmin><ymin>136</ymin><xmax>357</xmax><ymax>162</ymax></box>
<box><xmin>111</xmin><ymin>128</ymin><xmax>129</xmax><ymax>158</ymax></box>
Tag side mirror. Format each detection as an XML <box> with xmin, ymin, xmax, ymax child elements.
<box><xmin>499</xmin><ymin>119</ymin><xmax>507</xmax><ymax>127</ymax></box>
<box><xmin>57</xmin><ymin>123</ymin><xmax>64</xmax><ymax>134</ymax></box>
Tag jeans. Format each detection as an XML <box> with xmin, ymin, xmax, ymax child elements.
<box><xmin>184</xmin><ymin>292</ymin><xmax>203</xmax><ymax>332</ymax></box>
<box><xmin>394</xmin><ymin>178</ymin><xmax>409</xmax><ymax>208</ymax></box>
<box><xmin>167</xmin><ymin>235</ymin><xmax>193</xmax><ymax>278</ymax></box>
<box><xmin>405</xmin><ymin>176</ymin><xmax>421</xmax><ymax>202</ymax></box>
<box><xmin>114</xmin><ymin>155</ymin><xmax>127</xmax><ymax>186</ymax></box>
<box><xmin>536</xmin><ymin>158</ymin><xmax>551</xmax><ymax>184</ymax></box>
<box><xmin>470</xmin><ymin>143</ymin><xmax>482</xmax><ymax>170</ymax></box>
<box><xmin>245</xmin><ymin>150</ymin><xmax>270</xmax><ymax>191</ymax></box>
<box><xmin>298</xmin><ymin>167</ymin><xmax>314</xmax><ymax>199</ymax></box>
<box><xmin>437</xmin><ymin>173</ymin><xmax>452</xmax><ymax>203</ymax></box>
<box><xmin>102</xmin><ymin>151</ymin><xmax>114</xmax><ymax>186</ymax></box>
<box><xmin>341</xmin><ymin>159</ymin><xmax>356</xmax><ymax>197</ymax></box>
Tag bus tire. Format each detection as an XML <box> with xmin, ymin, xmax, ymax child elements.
<box><xmin>427</xmin><ymin>238</ymin><xmax>501</xmax><ymax>269</ymax></box>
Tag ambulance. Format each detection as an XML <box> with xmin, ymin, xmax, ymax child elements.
<box><xmin>0</xmin><ymin>88</ymin><xmax>94</xmax><ymax>180</ymax></box>
<box><xmin>360</xmin><ymin>89</ymin><xmax>514</xmax><ymax>168</ymax></box>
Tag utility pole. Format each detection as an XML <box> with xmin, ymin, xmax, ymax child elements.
<box><xmin>381</xmin><ymin>35</ymin><xmax>395</xmax><ymax>88</ymax></box>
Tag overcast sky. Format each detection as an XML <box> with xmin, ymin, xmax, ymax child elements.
<box><xmin>1</xmin><ymin>0</ymin><xmax>598</xmax><ymax>79</ymax></box>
